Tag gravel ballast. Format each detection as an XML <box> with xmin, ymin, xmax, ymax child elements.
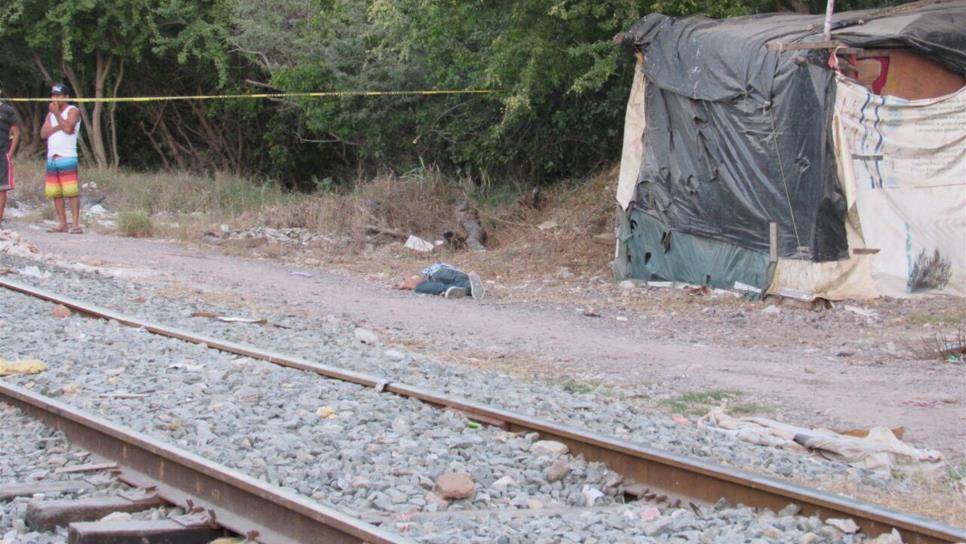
<box><xmin>0</xmin><ymin>250</ymin><xmax>920</xmax><ymax>541</ymax></box>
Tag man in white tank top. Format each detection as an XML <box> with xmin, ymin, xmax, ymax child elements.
<box><xmin>40</xmin><ymin>83</ymin><xmax>82</xmax><ymax>234</ymax></box>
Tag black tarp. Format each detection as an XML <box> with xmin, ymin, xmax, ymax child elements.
<box><xmin>619</xmin><ymin>2</ymin><xmax>966</xmax><ymax>262</ymax></box>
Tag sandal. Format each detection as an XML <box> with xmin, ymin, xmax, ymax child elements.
<box><xmin>46</xmin><ymin>225</ymin><xmax>68</xmax><ymax>233</ymax></box>
<box><xmin>69</xmin><ymin>227</ymin><xmax>84</xmax><ymax>234</ymax></box>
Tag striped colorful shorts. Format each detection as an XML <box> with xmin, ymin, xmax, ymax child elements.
<box><xmin>45</xmin><ymin>155</ymin><xmax>79</xmax><ymax>199</ymax></box>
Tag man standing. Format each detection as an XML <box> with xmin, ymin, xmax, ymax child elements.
<box><xmin>0</xmin><ymin>97</ymin><xmax>20</xmax><ymax>226</ymax></box>
<box><xmin>41</xmin><ymin>83</ymin><xmax>82</xmax><ymax>233</ymax></box>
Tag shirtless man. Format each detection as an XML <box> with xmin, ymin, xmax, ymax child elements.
<box><xmin>0</xmin><ymin>97</ymin><xmax>21</xmax><ymax>226</ymax></box>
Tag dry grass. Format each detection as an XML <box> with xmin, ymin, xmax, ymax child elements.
<box><xmin>13</xmin><ymin>158</ymin><xmax>618</xmax><ymax>294</ymax></box>
<box><xmin>791</xmin><ymin>474</ymin><xmax>966</xmax><ymax>528</ymax></box>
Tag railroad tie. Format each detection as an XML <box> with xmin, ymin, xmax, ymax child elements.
<box><xmin>26</xmin><ymin>491</ymin><xmax>166</xmax><ymax>532</ymax></box>
<box><xmin>67</xmin><ymin>519</ymin><xmax>225</xmax><ymax>544</ymax></box>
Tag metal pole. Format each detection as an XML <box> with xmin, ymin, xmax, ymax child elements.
<box><xmin>823</xmin><ymin>0</ymin><xmax>836</xmax><ymax>41</ymax></box>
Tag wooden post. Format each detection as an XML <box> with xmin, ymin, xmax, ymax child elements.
<box><xmin>823</xmin><ymin>0</ymin><xmax>836</xmax><ymax>41</ymax></box>
<box><xmin>769</xmin><ymin>223</ymin><xmax>779</xmax><ymax>263</ymax></box>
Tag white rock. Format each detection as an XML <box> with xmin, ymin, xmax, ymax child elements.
<box><xmin>581</xmin><ymin>485</ymin><xmax>604</xmax><ymax>506</ymax></box>
<box><xmin>491</xmin><ymin>475</ymin><xmax>516</xmax><ymax>491</ymax></box>
<box><xmin>530</xmin><ymin>440</ymin><xmax>569</xmax><ymax>458</ymax></box>
<box><xmin>384</xmin><ymin>350</ymin><xmax>406</xmax><ymax>361</ymax></box>
<box><xmin>538</xmin><ymin>220</ymin><xmax>558</xmax><ymax>231</ymax></box>
<box><xmin>826</xmin><ymin>518</ymin><xmax>860</xmax><ymax>534</ymax></box>
<box><xmin>353</xmin><ymin>328</ymin><xmax>379</xmax><ymax>345</ymax></box>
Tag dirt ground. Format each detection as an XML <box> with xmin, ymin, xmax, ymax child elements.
<box><xmin>4</xmin><ymin>220</ymin><xmax>964</xmax><ymax>467</ymax></box>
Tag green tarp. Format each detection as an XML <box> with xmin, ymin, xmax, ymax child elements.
<box><xmin>614</xmin><ymin>208</ymin><xmax>772</xmax><ymax>293</ymax></box>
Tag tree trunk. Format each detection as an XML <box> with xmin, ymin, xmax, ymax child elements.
<box><xmin>456</xmin><ymin>201</ymin><xmax>487</xmax><ymax>251</ymax></box>
<box><xmin>109</xmin><ymin>59</ymin><xmax>124</xmax><ymax>169</ymax></box>
<box><xmin>61</xmin><ymin>62</ymin><xmax>97</xmax><ymax>165</ymax></box>
<box><xmin>89</xmin><ymin>51</ymin><xmax>112</xmax><ymax>170</ymax></box>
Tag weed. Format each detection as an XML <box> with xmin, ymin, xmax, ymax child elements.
<box><xmin>907</xmin><ymin>310</ymin><xmax>966</xmax><ymax>326</ymax></box>
<box><xmin>660</xmin><ymin>389</ymin><xmax>743</xmax><ymax>416</ymax></box>
<box><xmin>117</xmin><ymin>210</ymin><xmax>154</xmax><ymax>237</ymax></box>
<box><xmin>561</xmin><ymin>379</ymin><xmax>597</xmax><ymax>394</ymax></box>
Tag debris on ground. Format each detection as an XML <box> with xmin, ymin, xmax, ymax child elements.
<box><xmin>0</xmin><ymin>358</ymin><xmax>47</xmax><ymax>376</ymax></box>
<box><xmin>700</xmin><ymin>408</ymin><xmax>944</xmax><ymax>479</ymax></box>
<box><xmin>403</xmin><ymin>235</ymin><xmax>435</xmax><ymax>253</ymax></box>
<box><xmin>203</xmin><ymin>226</ymin><xmax>331</xmax><ymax>246</ymax></box>
<box><xmin>189</xmin><ymin>311</ymin><xmax>268</xmax><ymax>325</ymax></box>
<box><xmin>0</xmin><ymin>230</ymin><xmax>40</xmax><ymax>258</ymax></box>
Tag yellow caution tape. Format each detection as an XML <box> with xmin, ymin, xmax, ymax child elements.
<box><xmin>4</xmin><ymin>89</ymin><xmax>499</xmax><ymax>104</ymax></box>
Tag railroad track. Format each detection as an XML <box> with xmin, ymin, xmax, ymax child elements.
<box><xmin>1</xmin><ymin>275</ymin><xmax>963</xmax><ymax>543</ymax></box>
<box><xmin>0</xmin><ymin>384</ymin><xmax>409</xmax><ymax>544</ymax></box>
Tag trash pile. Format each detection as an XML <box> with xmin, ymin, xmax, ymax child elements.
<box><xmin>203</xmin><ymin>225</ymin><xmax>336</xmax><ymax>246</ymax></box>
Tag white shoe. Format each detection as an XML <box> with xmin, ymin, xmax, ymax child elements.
<box><xmin>468</xmin><ymin>272</ymin><xmax>485</xmax><ymax>300</ymax></box>
<box><xmin>444</xmin><ymin>286</ymin><xmax>467</xmax><ymax>299</ymax></box>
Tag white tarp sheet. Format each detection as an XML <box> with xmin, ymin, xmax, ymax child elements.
<box><xmin>832</xmin><ymin>78</ymin><xmax>966</xmax><ymax>297</ymax></box>
<box><xmin>616</xmin><ymin>57</ymin><xmax>646</xmax><ymax>210</ymax></box>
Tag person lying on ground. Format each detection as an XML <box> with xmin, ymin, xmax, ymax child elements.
<box><xmin>393</xmin><ymin>263</ymin><xmax>485</xmax><ymax>300</ymax></box>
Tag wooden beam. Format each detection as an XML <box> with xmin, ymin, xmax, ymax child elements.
<box><xmin>27</xmin><ymin>493</ymin><xmax>166</xmax><ymax>532</ymax></box>
<box><xmin>68</xmin><ymin>520</ymin><xmax>224</xmax><ymax>544</ymax></box>
<box><xmin>0</xmin><ymin>481</ymin><xmax>94</xmax><ymax>502</ymax></box>
<box><xmin>56</xmin><ymin>463</ymin><xmax>118</xmax><ymax>475</ymax></box>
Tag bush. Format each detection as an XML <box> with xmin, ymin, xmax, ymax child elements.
<box><xmin>117</xmin><ymin>210</ymin><xmax>154</xmax><ymax>238</ymax></box>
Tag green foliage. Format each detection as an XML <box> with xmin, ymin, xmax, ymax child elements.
<box><xmin>659</xmin><ymin>389</ymin><xmax>768</xmax><ymax>417</ymax></box>
<box><xmin>2</xmin><ymin>0</ymin><xmax>908</xmax><ymax>187</ymax></box>
<box><xmin>117</xmin><ymin>210</ymin><xmax>154</xmax><ymax>237</ymax></box>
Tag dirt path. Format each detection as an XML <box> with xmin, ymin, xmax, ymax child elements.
<box><xmin>7</xmin><ymin>223</ymin><xmax>965</xmax><ymax>459</ymax></box>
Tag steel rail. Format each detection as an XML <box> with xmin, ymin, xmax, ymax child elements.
<box><xmin>2</xmin><ymin>277</ymin><xmax>963</xmax><ymax>543</ymax></box>
<box><xmin>0</xmin><ymin>382</ymin><xmax>411</xmax><ymax>544</ymax></box>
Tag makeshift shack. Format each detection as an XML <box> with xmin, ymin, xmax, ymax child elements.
<box><xmin>614</xmin><ymin>1</ymin><xmax>965</xmax><ymax>299</ymax></box>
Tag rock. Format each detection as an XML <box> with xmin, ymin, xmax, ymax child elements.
<box><xmin>642</xmin><ymin>517</ymin><xmax>674</xmax><ymax>536</ymax></box>
<box><xmin>826</xmin><ymin>518</ymin><xmax>859</xmax><ymax>534</ymax></box>
<box><xmin>61</xmin><ymin>383</ymin><xmax>80</xmax><ymax>395</ymax></box>
<box><xmin>424</xmin><ymin>492</ymin><xmax>449</xmax><ymax>507</ymax></box>
<box><xmin>233</xmin><ymin>386</ymin><xmax>261</xmax><ymax>403</ymax></box>
<box><xmin>801</xmin><ymin>532</ymin><xmax>820</xmax><ymax>544</ymax></box>
<box><xmin>491</xmin><ymin>475</ymin><xmax>516</xmax><ymax>492</ymax></box>
<box><xmin>354</xmin><ymin>328</ymin><xmax>379</xmax><ymax>345</ymax></box>
<box><xmin>435</xmin><ymin>473</ymin><xmax>474</xmax><ymax>500</ymax></box>
<box><xmin>761</xmin><ymin>305</ymin><xmax>782</xmax><ymax>315</ymax></box>
<box><xmin>52</xmin><ymin>305</ymin><xmax>71</xmax><ymax>318</ymax></box>
<box><xmin>538</xmin><ymin>221</ymin><xmax>558</xmax><ymax>231</ymax></box>
<box><xmin>526</xmin><ymin>499</ymin><xmax>544</xmax><ymax>510</ymax></box>
<box><xmin>870</xmin><ymin>529</ymin><xmax>904</xmax><ymax>544</ymax></box>
<box><xmin>639</xmin><ymin>507</ymin><xmax>661</xmax><ymax>521</ymax></box>
<box><xmin>384</xmin><ymin>350</ymin><xmax>406</xmax><ymax>361</ymax></box>
<box><xmin>547</xmin><ymin>459</ymin><xmax>571</xmax><ymax>482</ymax></box>
<box><xmin>530</xmin><ymin>440</ymin><xmax>569</xmax><ymax>458</ymax></box>
<box><xmin>581</xmin><ymin>485</ymin><xmax>604</xmax><ymax>506</ymax></box>
<box><xmin>618</xmin><ymin>280</ymin><xmax>639</xmax><ymax>290</ymax></box>
<box><xmin>99</xmin><ymin>512</ymin><xmax>132</xmax><ymax>522</ymax></box>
